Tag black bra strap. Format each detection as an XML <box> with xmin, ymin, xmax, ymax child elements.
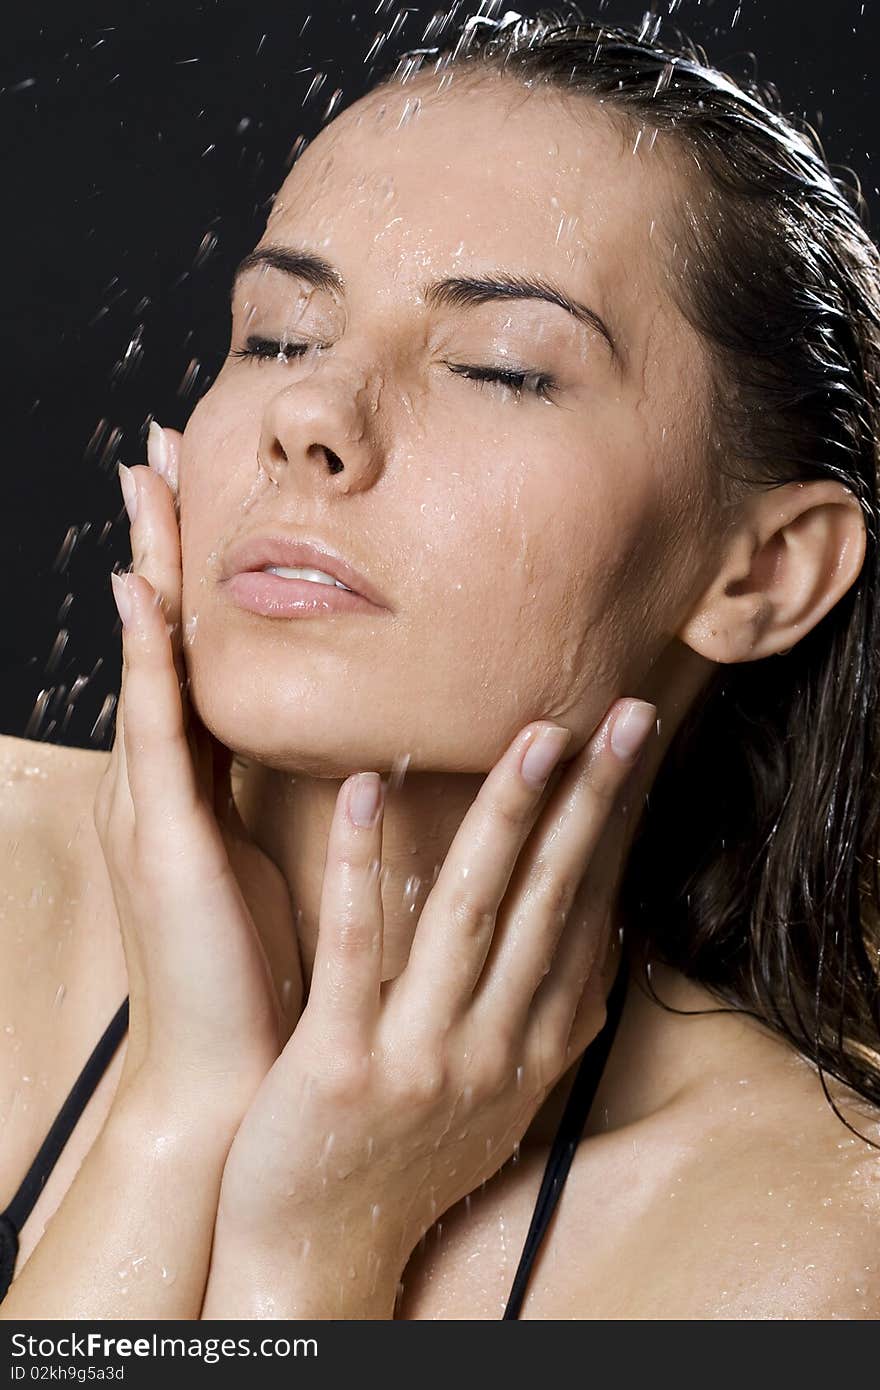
<box><xmin>1</xmin><ymin>996</ymin><xmax>129</xmax><ymax>1236</ymax></box>
<box><xmin>501</xmin><ymin>953</ymin><xmax>629</xmax><ymax>1319</ymax></box>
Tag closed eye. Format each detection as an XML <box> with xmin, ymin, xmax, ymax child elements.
<box><xmin>230</xmin><ymin>336</ymin><xmax>561</xmax><ymax>402</ymax></box>
<box><xmin>443</xmin><ymin>361</ymin><xmax>560</xmax><ymax>402</ymax></box>
<box><xmin>230</xmin><ymin>337</ymin><xmax>314</xmax><ymax>364</ymax></box>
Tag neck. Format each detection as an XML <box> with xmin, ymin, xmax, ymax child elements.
<box><xmin>230</xmin><ymin>758</ymin><xmax>641</xmax><ymax>1147</ymax></box>
<box><xmin>227</xmin><ymin>643</ymin><xmax>722</xmax><ymax>1146</ymax></box>
<box><xmin>234</xmin><ymin>760</ymin><xmax>491</xmax><ymax>985</ymax></box>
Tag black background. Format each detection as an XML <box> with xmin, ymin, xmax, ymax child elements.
<box><xmin>1</xmin><ymin>0</ymin><xmax>877</xmax><ymax>747</ymax></box>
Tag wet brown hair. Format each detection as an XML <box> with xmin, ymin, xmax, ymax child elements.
<box><xmin>372</xmin><ymin>8</ymin><xmax>880</xmax><ymax>1140</ymax></box>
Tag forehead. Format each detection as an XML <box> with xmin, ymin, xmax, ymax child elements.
<box><xmin>263</xmin><ymin>74</ymin><xmax>678</xmax><ymax>328</ymax></box>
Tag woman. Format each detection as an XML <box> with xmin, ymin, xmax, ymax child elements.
<box><xmin>1</xmin><ymin>10</ymin><xmax>879</xmax><ymax>1319</ymax></box>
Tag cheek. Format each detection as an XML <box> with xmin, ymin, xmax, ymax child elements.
<box><xmin>396</xmin><ymin>462</ymin><xmax>591</xmax><ymax>716</ymax></box>
<box><xmin>178</xmin><ymin>384</ymin><xmax>265</xmax><ymax>569</ymax></box>
<box><xmin>182</xmin><ymin>372</ymin><xmax>267</xmax><ymax>478</ymax></box>
<box><xmin>471</xmin><ymin>463</ymin><xmax>673</xmax><ymax>718</ymax></box>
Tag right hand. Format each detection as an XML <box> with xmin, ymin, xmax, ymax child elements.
<box><xmin>93</xmin><ymin>423</ymin><xmax>301</xmax><ymax>1120</ymax></box>
<box><xmin>209</xmin><ymin>692</ymin><xmax>658</xmax><ymax>1285</ymax></box>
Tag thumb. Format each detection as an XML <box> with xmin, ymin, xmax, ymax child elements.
<box><xmin>147</xmin><ymin>420</ymin><xmax>183</xmax><ymax>502</ymax></box>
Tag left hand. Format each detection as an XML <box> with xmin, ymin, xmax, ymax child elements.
<box><xmin>207</xmin><ymin>695</ymin><xmax>656</xmax><ymax>1312</ymax></box>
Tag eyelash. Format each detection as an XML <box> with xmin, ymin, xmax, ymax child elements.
<box><xmin>229</xmin><ymin>336</ymin><xmax>561</xmax><ymax>402</ymax></box>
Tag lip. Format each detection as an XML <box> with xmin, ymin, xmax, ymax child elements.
<box><xmin>219</xmin><ymin>533</ymin><xmax>390</xmax><ymax>612</ymax></box>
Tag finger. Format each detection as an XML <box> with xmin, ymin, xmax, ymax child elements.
<box><xmin>94</xmin><ymin>582</ymin><xmax>136</xmax><ymax>831</ymax></box>
<box><xmin>473</xmin><ymin>699</ymin><xmax>656</xmax><ymax>1036</ymax></box>
<box><xmin>108</xmin><ymin>569</ymin><xmax>201</xmax><ymax>824</ymax></box>
<box><xmin>528</xmin><ymin>750</ymin><xmax>647</xmax><ymax>1065</ymax></box>
<box><xmin>119</xmin><ymin>421</ymin><xmax>185</xmax><ymax>697</ymax></box>
<box><xmin>100</xmin><ymin>423</ymin><xmax>182</xmax><ymax>819</ymax></box>
<box><xmin>391</xmin><ymin>721</ymin><xmax>573</xmax><ymax>1028</ymax></box>
<box><xmin>148</xmin><ymin>420</ymin><xmax>182</xmax><ymax>499</ymax></box>
<box><xmin>128</xmin><ymin>424</ymin><xmax>216</xmax><ymax>792</ymax></box>
<box><xmin>110</xmin><ymin>616</ymin><xmax>136</xmax><ymax>815</ymax></box>
<box><xmin>524</xmin><ymin>918</ymin><xmax>621</xmax><ymax>1089</ymax></box>
<box><xmin>148</xmin><ymin>425</ymin><xmax>205</xmax><ymax>769</ymax></box>
<box><xmin>551</xmin><ymin>911</ymin><xmax>621</xmax><ymax>1066</ymax></box>
<box><xmin>306</xmin><ymin>773</ymin><xmax>386</xmax><ymax>1042</ymax></box>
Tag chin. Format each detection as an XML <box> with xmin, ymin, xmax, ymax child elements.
<box><xmin>183</xmin><ymin>626</ymin><xmax>524</xmax><ymax>779</ymax></box>
<box><xmin>185</xmin><ymin>662</ymin><xmax>394</xmax><ymax>779</ymax></box>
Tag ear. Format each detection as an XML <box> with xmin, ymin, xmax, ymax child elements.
<box><xmin>678</xmin><ymin>479</ymin><xmax>867</xmax><ymax>663</ymax></box>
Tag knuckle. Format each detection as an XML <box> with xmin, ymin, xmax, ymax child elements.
<box><xmin>583</xmin><ymin>761</ymin><xmax>621</xmax><ymax>810</ymax></box>
<box><xmin>492</xmin><ymin>786</ymin><xmax>531</xmax><ymax>834</ymax></box>
<box><xmin>540</xmin><ymin>869</ymin><xmax>579</xmax><ymax>925</ymax></box>
<box><xmin>335</xmin><ymin>850</ymin><xmax>381</xmax><ymax>881</ymax></box>
<box><xmin>475</xmin><ymin>1040</ymin><xmax>514</xmax><ymax>1097</ymax></box>
<box><xmin>333</xmin><ymin>917</ymin><xmax>380</xmax><ymax>956</ymax></box>
<box><xmin>413</xmin><ymin>1063</ymin><xmax>448</xmax><ymax>1105</ymax></box>
<box><xmin>321</xmin><ymin>1056</ymin><xmax>372</xmax><ymax>1105</ymax></box>
<box><xmin>394</xmin><ymin>1049</ymin><xmax>448</xmax><ymax>1106</ymax></box>
<box><xmin>447</xmin><ymin>888</ymin><xmax>496</xmax><ymax>943</ymax></box>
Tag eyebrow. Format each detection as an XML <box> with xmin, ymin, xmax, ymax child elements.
<box><xmin>231</xmin><ymin>244</ymin><xmax>620</xmax><ymax>363</ymax></box>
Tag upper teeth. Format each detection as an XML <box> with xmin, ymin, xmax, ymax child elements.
<box><xmin>262</xmin><ymin>565</ymin><xmax>353</xmax><ymax>591</ymax></box>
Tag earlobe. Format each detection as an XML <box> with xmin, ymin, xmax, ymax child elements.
<box><xmin>677</xmin><ymin>479</ymin><xmax>868</xmax><ymax>664</ymax></box>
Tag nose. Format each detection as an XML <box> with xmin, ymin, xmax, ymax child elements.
<box><xmin>257</xmin><ymin>354</ymin><xmax>384</xmax><ymax>496</ymax></box>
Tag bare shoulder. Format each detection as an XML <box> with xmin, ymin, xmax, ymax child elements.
<box><xmin>0</xmin><ymin>730</ymin><xmax>109</xmax><ymax>819</ymax></box>
<box><xmin>0</xmin><ymin>727</ymin><xmax>113</xmax><ymax>984</ymax></box>
<box><xmin>399</xmin><ymin>1062</ymin><xmax>880</xmax><ymax>1321</ymax></box>
<box><xmin>0</xmin><ymin>734</ymin><xmax>117</xmax><ymax>1182</ymax></box>
<box><xmin>0</xmin><ymin>732</ymin><xmax>109</xmax><ymax>922</ymax></box>
<box><xmin>615</xmin><ymin>1079</ymin><xmax>880</xmax><ymax>1320</ymax></box>
<box><xmin>0</xmin><ymin>733</ymin><xmax>130</xmax><ymax>1265</ymax></box>
<box><xmin>559</xmin><ymin>1064</ymin><xmax>880</xmax><ymax>1321</ymax></box>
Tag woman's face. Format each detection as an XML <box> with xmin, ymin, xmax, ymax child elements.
<box><xmin>180</xmin><ymin>74</ymin><xmax>717</xmax><ymax>776</ymax></box>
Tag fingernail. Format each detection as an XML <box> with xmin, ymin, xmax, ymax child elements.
<box><xmin>147</xmin><ymin>420</ymin><xmax>173</xmax><ymax>483</ymax></box>
<box><xmin>610</xmin><ymin>700</ymin><xmax>656</xmax><ymax>761</ymax></box>
<box><xmin>348</xmin><ymin>772</ymin><xmax>384</xmax><ymax>827</ymax></box>
<box><xmin>110</xmin><ymin>572</ymin><xmax>135</xmax><ymax>628</ymax></box>
<box><xmin>117</xmin><ymin>463</ymin><xmax>138</xmax><ymax>525</ymax></box>
<box><xmin>520</xmin><ymin>725</ymin><xmax>571</xmax><ymax>788</ymax></box>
